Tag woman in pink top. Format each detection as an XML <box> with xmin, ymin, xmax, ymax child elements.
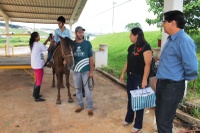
<box><xmin>29</xmin><ymin>32</ymin><xmax>53</xmax><ymax>102</ymax></box>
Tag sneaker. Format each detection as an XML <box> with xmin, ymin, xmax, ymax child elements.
<box><xmin>122</xmin><ymin>121</ymin><xmax>132</xmax><ymax>126</ymax></box>
<box><xmin>35</xmin><ymin>97</ymin><xmax>45</xmax><ymax>102</ymax></box>
<box><xmin>88</xmin><ymin>110</ymin><xmax>93</xmax><ymax>116</ymax></box>
<box><xmin>75</xmin><ymin>107</ymin><xmax>84</xmax><ymax>113</ymax></box>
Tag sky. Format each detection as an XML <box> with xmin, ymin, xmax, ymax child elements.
<box><xmin>2</xmin><ymin>0</ymin><xmax>159</xmax><ymax>34</ymax></box>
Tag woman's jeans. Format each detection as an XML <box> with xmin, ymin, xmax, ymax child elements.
<box><xmin>125</xmin><ymin>73</ymin><xmax>144</xmax><ymax>129</ymax></box>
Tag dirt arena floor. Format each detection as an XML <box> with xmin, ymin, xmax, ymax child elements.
<box><xmin>0</xmin><ymin>68</ymin><xmax>186</xmax><ymax>133</ymax></box>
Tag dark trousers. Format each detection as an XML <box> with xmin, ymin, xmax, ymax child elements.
<box><xmin>47</xmin><ymin>41</ymin><xmax>60</xmax><ymax>62</ymax></box>
<box><xmin>125</xmin><ymin>73</ymin><xmax>144</xmax><ymax>129</ymax></box>
<box><xmin>155</xmin><ymin>79</ymin><xmax>185</xmax><ymax>133</ymax></box>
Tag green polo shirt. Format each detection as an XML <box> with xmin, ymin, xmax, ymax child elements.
<box><xmin>73</xmin><ymin>40</ymin><xmax>93</xmax><ymax>72</ymax></box>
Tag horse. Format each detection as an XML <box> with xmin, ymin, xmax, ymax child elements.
<box><xmin>52</xmin><ymin>36</ymin><xmax>74</xmax><ymax>104</ymax></box>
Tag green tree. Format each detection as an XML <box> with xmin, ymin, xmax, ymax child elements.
<box><xmin>146</xmin><ymin>0</ymin><xmax>200</xmax><ymax>34</ymax></box>
<box><xmin>125</xmin><ymin>22</ymin><xmax>141</xmax><ymax>31</ymax></box>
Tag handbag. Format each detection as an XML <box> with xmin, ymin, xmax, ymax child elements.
<box><xmin>130</xmin><ymin>86</ymin><xmax>156</xmax><ymax>111</ymax></box>
<box><xmin>142</xmin><ymin>44</ymin><xmax>158</xmax><ymax>77</ymax></box>
<box><xmin>149</xmin><ymin>58</ymin><xmax>157</xmax><ymax>77</ymax></box>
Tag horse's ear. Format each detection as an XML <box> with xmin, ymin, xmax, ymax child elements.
<box><xmin>59</xmin><ymin>36</ymin><xmax>64</xmax><ymax>41</ymax></box>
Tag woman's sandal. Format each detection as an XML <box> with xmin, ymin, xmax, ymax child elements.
<box><xmin>131</xmin><ymin>128</ymin><xmax>141</xmax><ymax>133</ymax></box>
<box><xmin>122</xmin><ymin>121</ymin><xmax>132</xmax><ymax>126</ymax></box>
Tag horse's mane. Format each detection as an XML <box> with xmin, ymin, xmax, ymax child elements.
<box><xmin>64</xmin><ymin>37</ymin><xmax>74</xmax><ymax>46</ymax></box>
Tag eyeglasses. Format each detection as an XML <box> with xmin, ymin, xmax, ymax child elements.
<box><xmin>162</xmin><ymin>20</ymin><xmax>167</xmax><ymax>23</ymax></box>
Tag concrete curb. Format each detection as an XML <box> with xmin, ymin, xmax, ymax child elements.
<box><xmin>176</xmin><ymin>109</ymin><xmax>200</xmax><ymax>126</ymax></box>
<box><xmin>96</xmin><ymin>68</ymin><xmax>200</xmax><ymax>126</ymax></box>
<box><xmin>96</xmin><ymin>68</ymin><xmax>126</xmax><ymax>89</ymax></box>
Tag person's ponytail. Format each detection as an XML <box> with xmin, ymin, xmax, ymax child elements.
<box><xmin>29</xmin><ymin>32</ymin><xmax>39</xmax><ymax>51</ymax></box>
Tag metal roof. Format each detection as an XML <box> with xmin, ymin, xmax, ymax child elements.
<box><xmin>0</xmin><ymin>0</ymin><xmax>87</xmax><ymax>24</ymax></box>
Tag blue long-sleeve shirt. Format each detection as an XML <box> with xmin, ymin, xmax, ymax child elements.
<box><xmin>156</xmin><ymin>29</ymin><xmax>198</xmax><ymax>81</ymax></box>
<box><xmin>54</xmin><ymin>26</ymin><xmax>71</xmax><ymax>43</ymax></box>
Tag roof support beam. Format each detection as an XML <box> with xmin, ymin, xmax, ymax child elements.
<box><xmin>0</xmin><ymin>8</ymin><xmax>9</xmax><ymax>20</ymax></box>
<box><xmin>10</xmin><ymin>16</ymin><xmax>69</xmax><ymax>20</ymax></box>
<box><xmin>6</xmin><ymin>11</ymin><xmax>71</xmax><ymax>16</ymax></box>
<box><xmin>0</xmin><ymin>0</ymin><xmax>88</xmax><ymax>25</ymax></box>
<box><xmin>0</xmin><ymin>4</ymin><xmax>74</xmax><ymax>9</ymax></box>
<box><xmin>69</xmin><ymin>0</ymin><xmax>82</xmax><ymax>25</ymax></box>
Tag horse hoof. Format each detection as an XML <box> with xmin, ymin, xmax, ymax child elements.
<box><xmin>56</xmin><ymin>100</ymin><xmax>61</xmax><ymax>104</ymax></box>
<box><xmin>68</xmin><ymin>99</ymin><xmax>74</xmax><ymax>103</ymax></box>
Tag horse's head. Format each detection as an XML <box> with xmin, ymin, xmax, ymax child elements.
<box><xmin>59</xmin><ymin>36</ymin><xmax>74</xmax><ymax>69</ymax></box>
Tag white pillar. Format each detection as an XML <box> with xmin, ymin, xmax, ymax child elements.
<box><xmin>161</xmin><ymin>0</ymin><xmax>183</xmax><ymax>51</ymax></box>
<box><xmin>184</xmin><ymin>81</ymin><xmax>188</xmax><ymax>97</ymax></box>
<box><xmin>33</xmin><ymin>23</ymin><xmax>35</xmax><ymax>31</ymax></box>
<box><xmin>69</xmin><ymin>24</ymin><xmax>72</xmax><ymax>39</ymax></box>
<box><xmin>5</xmin><ymin>19</ymin><xmax>10</xmax><ymax>56</ymax></box>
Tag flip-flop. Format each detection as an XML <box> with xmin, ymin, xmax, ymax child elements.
<box><xmin>122</xmin><ymin>121</ymin><xmax>132</xmax><ymax>126</ymax></box>
<box><xmin>131</xmin><ymin>128</ymin><xmax>141</xmax><ymax>133</ymax></box>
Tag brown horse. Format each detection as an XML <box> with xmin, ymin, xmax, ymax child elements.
<box><xmin>52</xmin><ymin>36</ymin><xmax>74</xmax><ymax>104</ymax></box>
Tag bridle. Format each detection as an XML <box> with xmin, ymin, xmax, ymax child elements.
<box><xmin>60</xmin><ymin>41</ymin><xmax>73</xmax><ymax>60</ymax></box>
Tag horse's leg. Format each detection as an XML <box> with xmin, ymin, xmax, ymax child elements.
<box><xmin>60</xmin><ymin>71</ymin><xmax>65</xmax><ymax>88</ymax></box>
<box><xmin>52</xmin><ymin>68</ymin><xmax>55</xmax><ymax>87</ymax></box>
<box><xmin>56</xmin><ymin>72</ymin><xmax>62</xmax><ymax>104</ymax></box>
<box><xmin>65</xmin><ymin>69</ymin><xmax>73</xmax><ymax>103</ymax></box>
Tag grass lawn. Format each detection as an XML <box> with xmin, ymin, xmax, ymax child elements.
<box><xmin>0</xmin><ymin>37</ymin><xmax>48</xmax><ymax>48</ymax></box>
<box><xmin>0</xmin><ymin>27</ymin><xmax>49</xmax><ymax>48</ymax></box>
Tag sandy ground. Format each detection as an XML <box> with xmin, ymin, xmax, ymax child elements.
<box><xmin>0</xmin><ymin>68</ymin><xmax>186</xmax><ymax>133</ymax></box>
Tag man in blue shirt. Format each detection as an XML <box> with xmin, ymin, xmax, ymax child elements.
<box><xmin>155</xmin><ymin>10</ymin><xmax>198</xmax><ymax>133</ymax></box>
<box><xmin>45</xmin><ymin>16</ymin><xmax>71</xmax><ymax>67</ymax></box>
<box><xmin>54</xmin><ymin>16</ymin><xmax>71</xmax><ymax>43</ymax></box>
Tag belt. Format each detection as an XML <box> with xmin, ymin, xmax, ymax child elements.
<box><xmin>157</xmin><ymin>79</ymin><xmax>185</xmax><ymax>83</ymax></box>
<box><xmin>129</xmin><ymin>72</ymin><xmax>133</xmax><ymax>75</ymax></box>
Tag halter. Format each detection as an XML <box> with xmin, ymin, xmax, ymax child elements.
<box><xmin>60</xmin><ymin>41</ymin><xmax>73</xmax><ymax>60</ymax></box>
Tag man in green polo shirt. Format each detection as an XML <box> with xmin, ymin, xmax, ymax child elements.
<box><xmin>72</xmin><ymin>26</ymin><xmax>94</xmax><ymax>116</ymax></box>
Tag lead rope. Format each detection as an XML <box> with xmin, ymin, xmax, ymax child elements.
<box><xmin>70</xmin><ymin>76</ymin><xmax>94</xmax><ymax>91</ymax></box>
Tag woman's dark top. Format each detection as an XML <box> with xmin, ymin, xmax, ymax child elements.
<box><xmin>127</xmin><ymin>44</ymin><xmax>151</xmax><ymax>76</ymax></box>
